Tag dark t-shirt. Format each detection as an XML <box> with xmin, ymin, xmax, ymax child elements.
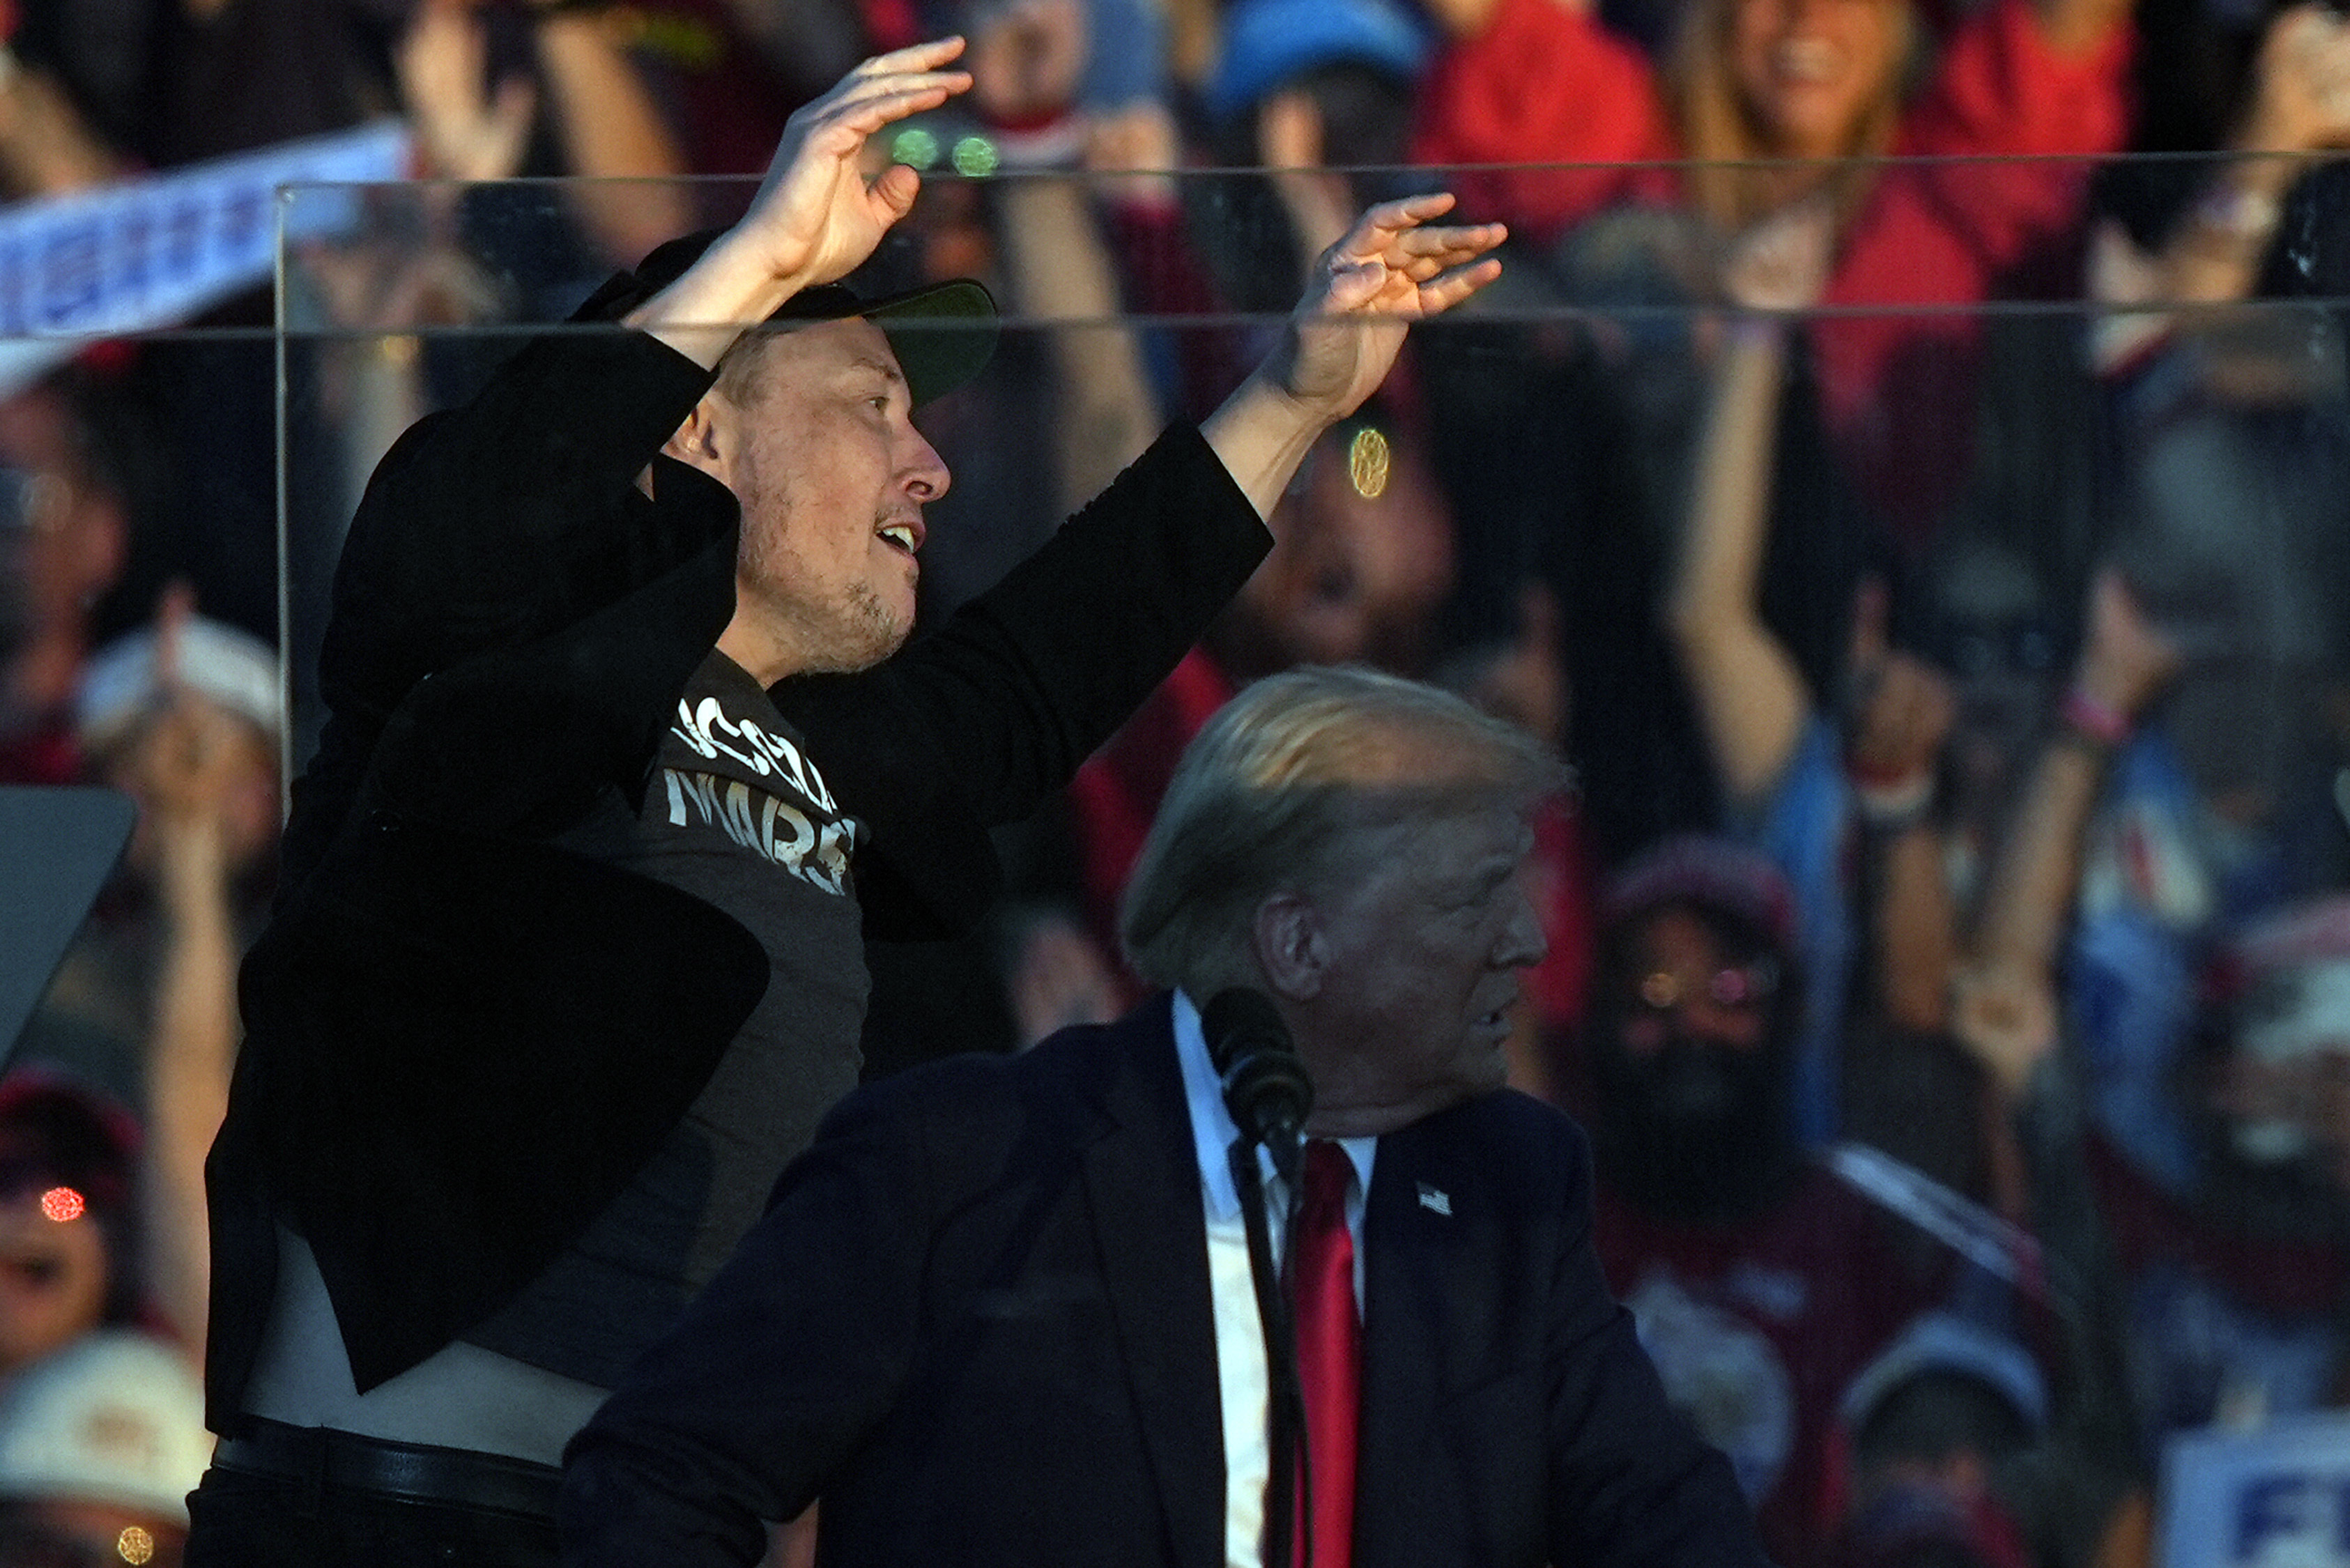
<box><xmin>466</xmin><ymin>650</ymin><xmax>868</xmax><ymax>1387</ymax></box>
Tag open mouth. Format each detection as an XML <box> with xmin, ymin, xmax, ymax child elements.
<box><xmin>877</xmin><ymin>521</ymin><xmax>922</xmax><ymax>558</ymax></box>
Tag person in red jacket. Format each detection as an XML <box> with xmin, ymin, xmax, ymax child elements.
<box><xmin>1411</xmin><ymin>0</ymin><xmax>2133</xmax><ymax>544</ymax></box>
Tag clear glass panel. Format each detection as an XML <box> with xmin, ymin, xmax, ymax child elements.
<box><xmin>10</xmin><ymin>145</ymin><xmax>2347</xmax><ymax>1561</ymax></box>
<box><xmin>272</xmin><ymin>155</ymin><xmax>2350</xmax><ymax>849</ymax></box>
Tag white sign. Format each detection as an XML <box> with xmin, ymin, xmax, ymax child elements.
<box><xmin>0</xmin><ymin>119</ymin><xmax>411</xmax><ymax>394</ymax></box>
<box><xmin>2164</xmin><ymin>1412</ymin><xmax>2350</xmax><ymax>1567</ymax></box>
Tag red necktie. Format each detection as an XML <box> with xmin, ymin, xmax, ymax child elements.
<box><xmin>1292</xmin><ymin>1139</ymin><xmax>1359</xmax><ymax>1568</ymax></box>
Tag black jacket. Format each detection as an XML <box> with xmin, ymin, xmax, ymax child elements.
<box><xmin>203</xmin><ymin>291</ymin><xmax>1272</xmax><ymax>1424</ymax></box>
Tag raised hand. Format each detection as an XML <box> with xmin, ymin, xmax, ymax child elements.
<box><xmin>734</xmin><ymin>37</ymin><xmax>974</xmax><ymax>291</ymax></box>
<box><xmin>1266</xmin><ymin>192</ymin><xmax>1506</xmax><ymax>422</ymax></box>
<box><xmin>2244</xmin><ymin>4</ymin><xmax>2350</xmax><ymax>154</ymax></box>
<box><xmin>1844</xmin><ymin>577</ymin><xmax>1956</xmax><ymax>787</ymax></box>
<box><xmin>627</xmin><ymin>40</ymin><xmax>973</xmax><ymax>362</ymax></box>
<box><xmin>397</xmin><ymin>0</ymin><xmax>537</xmax><ymax>183</ymax></box>
<box><xmin>116</xmin><ymin>587</ymin><xmax>280</xmax><ymax>893</ymax></box>
<box><xmin>1082</xmin><ymin>100</ymin><xmax>1181</xmax><ymax>207</ymax></box>
<box><xmin>1949</xmin><ymin>960</ymin><xmax>2061</xmax><ymax>1100</ymax></box>
<box><xmin>2075</xmin><ymin>567</ymin><xmax>2183</xmax><ymax>721</ymax></box>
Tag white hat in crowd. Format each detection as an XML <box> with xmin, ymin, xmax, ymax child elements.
<box><xmin>74</xmin><ymin>615</ymin><xmax>281</xmax><ymax>754</ymax></box>
<box><xmin>0</xmin><ymin>1330</ymin><xmax>212</xmax><ymax>1526</ymax></box>
<box><xmin>1839</xmin><ymin>1310</ymin><xmax>2049</xmax><ymax>1438</ymax></box>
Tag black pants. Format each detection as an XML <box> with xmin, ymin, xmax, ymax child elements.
<box><xmin>185</xmin><ymin>1429</ymin><xmax>561</xmax><ymax>1568</ymax></box>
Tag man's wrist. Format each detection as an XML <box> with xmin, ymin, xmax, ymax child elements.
<box><xmin>702</xmin><ymin>223</ymin><xmax>825</xmax><ymax>302</ymax></box>
<box><xmin>622</xmin><ymin>225</ymin><xmax>820</xmax><ymax>349</ymax></box>
<box><xmin>1202</xmin><ymin>369</ymin><xmax>1333</xmax><ymax>519</ymax></box>
<box><xmin>1257</xmin><ymin>351</ymin><xmax>1344</xmax><ymax>434</ymax></box>
<box><xmin>1850</xmin><ymin>764</ymin><xmax>1936</xmax><ymax>831</ymax></box>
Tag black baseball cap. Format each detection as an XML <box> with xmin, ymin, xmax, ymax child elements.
<box><xmin>582</xmin><ymin>227</ymin><xmax>998</xmax><ymax>408</ymax></box>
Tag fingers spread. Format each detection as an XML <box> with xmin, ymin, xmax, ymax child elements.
<box><xmin>1356</xmin><ymin>195</ymin><xmax>1502</xmax><ymax>252</ymax></box>
<box><xmin>1330</xmin><ymin>191</ymin><xmax>1456</xmax><ymax>259</ymax></box>
<box><xmin>813</xmin><ymin>38</ymin><xmax>972</xmax><ymax>132</ymax></box>
<box><xmin>829</xmin><ymin>73</ymin><xmax>971</xmax><ymax>125</ymax></box>
<box><xmin>854</xmin><ymin>36</ymin><xmax>969</xmax><ymax>75</ymax></box>
<box><xmin>1367</xmin><ymin>223</ymin><xmax>1507</xmax><ymax>285</ymax></box>
<box><xmin>1395</xmin><ymin>229</ymin><xmax>1504</xmax><ymax>283</ymax></box>
<box><xmin>1372</xmin><ymin>190</ymin><xmax>1460</xmax><ymax>229</ymax></box>
<box><xmin>1395</xmin><ymin>220</ymin><xmax>1505</xmax><ymax>254</ymax></box>
<box><xmin>1415</xmin><ymin>256</ymin><xmax>1503</xmax><ymax>313</ymax></box>
<box><xmin>1308</xmin><ymin>247</ymin><xmax>1502</xmax><ymax>318</ymax></box>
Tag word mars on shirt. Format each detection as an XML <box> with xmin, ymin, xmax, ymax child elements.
<box><xmin>664</xmin><ymin>695</ymin><xmax>856</xmax><ymax>896</ymax></box>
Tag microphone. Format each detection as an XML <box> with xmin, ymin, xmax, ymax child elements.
<box><xmin>1201</xmin><ymin>987</ymin><xmax>1314</xmax><ymax>1185</ymax></box>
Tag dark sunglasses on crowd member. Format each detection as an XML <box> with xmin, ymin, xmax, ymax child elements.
<box><xmin>1634</xmin><ymin>958</ymin><xmax>1781</xmax><ymax>1014</ymax></box>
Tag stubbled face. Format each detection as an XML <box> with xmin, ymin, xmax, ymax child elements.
<box><xmin>1728</xmin><ymin>0</ymin><xmax>1901</xmax><ymax>159</ymax></box>
<box><xmin>1299</xmin><ymin>803</ymin><xmax>1548</xmax><ymax>1129</ymax></box>
<box><xmin>704</xmin><ymin>318</ymin><xmax>949</xmax><ymax>679</ymax></box>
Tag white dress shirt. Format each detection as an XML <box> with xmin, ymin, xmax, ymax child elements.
<box><xmin>1172</xmin><ymin>990</ymin><xmax>1374</xmax><ymax>1568</ymax></box>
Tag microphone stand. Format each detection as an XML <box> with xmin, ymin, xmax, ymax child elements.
<box><xmin>1204</xmin><ymin>987</ymin><xmax>1317</xmax><ymax>1568</ymax></box>
<box><xmin>1229</xmin><ymin>1129</ymin><xmax>1313</xmax><ymax>1568</ymax></box>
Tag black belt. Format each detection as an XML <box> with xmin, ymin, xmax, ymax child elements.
<box><xmin>212</xmin><ymin>1417</ymin><xmax>564</xmax><ymax>1521</ymax></box>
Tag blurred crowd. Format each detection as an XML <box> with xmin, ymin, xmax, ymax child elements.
<box><xmin>6</xmin><ymin>0</ymin><xmax>2350</xmax><ymax>1562</ymax></box>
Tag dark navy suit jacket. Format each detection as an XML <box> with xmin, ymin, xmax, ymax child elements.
<box><xmin>560</xmin><ymin>995</ymin><xmax>1776</xmax><ymax>1568</ymax></box>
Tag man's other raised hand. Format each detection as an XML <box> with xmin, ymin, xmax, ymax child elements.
<box><xmin>1270</xmin><ymin>192</ymin><xmax>1506</xmax><ymax>422</ymax></box>
<box><xmin>1205</xmin><ymin>192</ymin><xmax>1505</xmax><ymax>517</ymax></box>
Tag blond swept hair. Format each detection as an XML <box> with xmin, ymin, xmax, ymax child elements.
<box><xmin>1119</xmin><ymin>666</ymin><xmax>1565</xmax><ymax>999</ymax></box>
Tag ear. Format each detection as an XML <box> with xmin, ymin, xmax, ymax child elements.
<box><xmin>661</xmin><ymin>396</ymin><xmax>730</xmax><ymax>482</ymax></box>
<box><xmin>1252</xmin><ymin>891</ymin><xmax>1327</xmax><ymax>1002</ymax></box>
